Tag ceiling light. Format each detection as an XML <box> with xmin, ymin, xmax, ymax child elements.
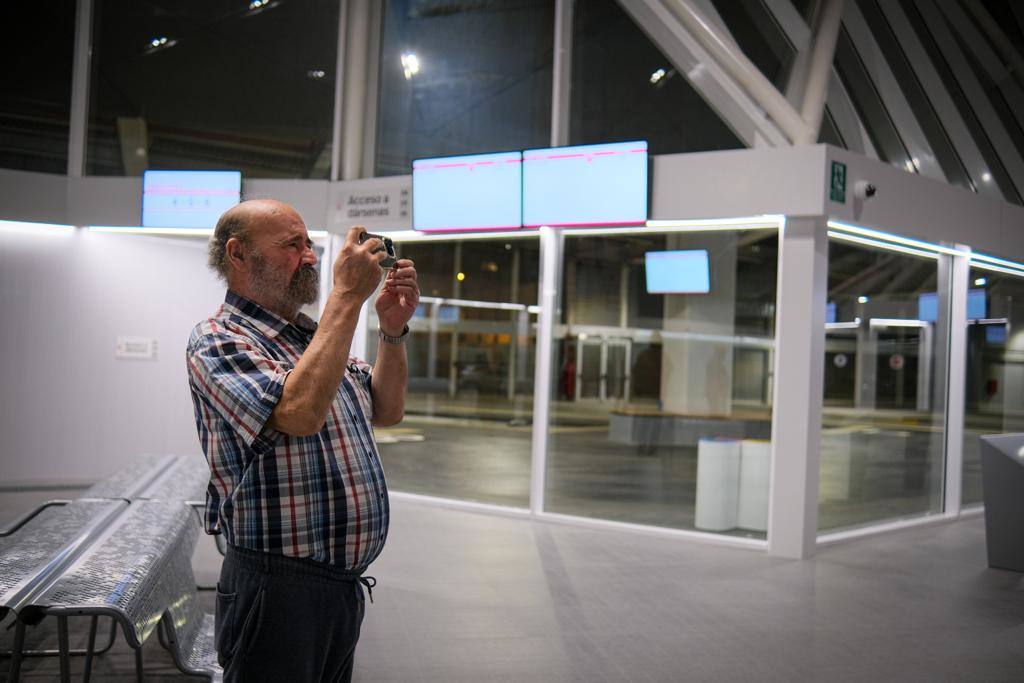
<box><xmin>401</xmin><ymin>53</ymin><xmax>421</xmax><ymax>80</ymax></box>
<box><xmin>649</xmin><ymin>68</ymin><xmax>666</xmax><ymax>85</ymax></box>
<box><xmin>307</xmin><ymin>69</ymin><xmax>326</xmax><ymax>80</ymax></box>
<box><xmin>981</xmin><ymin>172</ymin><xmax>992</xmax><ymax>183</ymax></box>
<box><xmin>974</xmin><ymin>277</ymin><xmax>987</xmax><ymax>286</ymax></box>
<box><xmin>857</xmin><ymin>296</ymin><xmax>869</xmax><ymax>304</ymax></box>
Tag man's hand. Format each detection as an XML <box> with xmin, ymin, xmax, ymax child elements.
<box><xmin>375</xmin><ymin>258</ymin><xmax>419</xmax><ymax>336</ymax></box>
<box><xmin>334</xmin><ymin>226</ymin><xmax>386</xmax><ymax>303</ymax></box>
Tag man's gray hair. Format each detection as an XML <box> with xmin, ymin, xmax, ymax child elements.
<box><xmin>208</xmin><ymin>209</ymin><xmax>251</xmax><ymax>281</ymax></box>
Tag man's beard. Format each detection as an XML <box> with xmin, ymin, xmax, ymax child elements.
<box><xmin>248</xmin><ymin>250</ymin><xmax>319</xmax><ymax>314</ymax></box>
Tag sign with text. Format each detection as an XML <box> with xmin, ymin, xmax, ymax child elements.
<box><xmin>330</xmin><ymin>176</ymin><xmax>411</xmax><ymax>232</ymax></box>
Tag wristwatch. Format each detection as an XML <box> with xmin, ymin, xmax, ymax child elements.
<box><xmin>378</xmin><ymin>325</ymin><xmax>409</xmax><ymax>344</ymax></box>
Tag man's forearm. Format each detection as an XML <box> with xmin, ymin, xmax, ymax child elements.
<box><xmin>269</xmin><ymin>290</ymin><xmax>364</xmax><ymax>435</ymax></box>
<box><xmin>370</xmin><ymin>338</ymin><xmax>407</xmax><ymax>427</ymax></box>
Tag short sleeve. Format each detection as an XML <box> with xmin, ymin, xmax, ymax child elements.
<box><xmin>346</xmin><ymin>356</ymin><xmax>374</xmax><ymax>420</ymax></box>
<box><xmin>187</xmin><ymin>331</ymin><xmax>291</xmax><ymax>449</ymax></box>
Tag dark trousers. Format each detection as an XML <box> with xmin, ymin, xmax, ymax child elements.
<box><xmin>216</xmin><ymin>544</ymin><xmax>368</xmax><ymax>683</ymax></box>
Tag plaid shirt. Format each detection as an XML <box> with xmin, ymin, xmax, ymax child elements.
<box><xmin>186</xmin><ymin>291</ymin><xmax>389</xmax><ymax>570</ymax></box>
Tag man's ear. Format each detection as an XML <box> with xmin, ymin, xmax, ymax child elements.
<box><xmin>225</xmin><ymin>237</ymin><xmax>248</xmax><ymax>272</ymax></box>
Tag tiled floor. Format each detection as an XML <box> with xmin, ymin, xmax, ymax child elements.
<box><xmin>2</xmin><ymin>492</ymin><xmax>1023</xmax><ymax>682</ymax></box>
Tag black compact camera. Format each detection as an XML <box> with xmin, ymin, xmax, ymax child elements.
<box><xmin>358</xmin><ymin>231</ymin><xmax>397</xmax><ymax>269</ymax></box>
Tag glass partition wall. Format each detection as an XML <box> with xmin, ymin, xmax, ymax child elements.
<box><xmin>819</xmin><ymin>234</ymin><xmax>951</xmax><ymax>531</ymax></box>
<box><xmin>962</xmin><ymin>265</ymin><xmax>1024</xmax><ymax>505</ymax></box>
<box><xmin>544</xmin><ymin>226</ymin><xmax>780</xmax><ymax>538</ymax></box>
<box><xmin>364</xmin><ymin>234</ymin><xmax>540</xmax><ymax>508</ymax></box>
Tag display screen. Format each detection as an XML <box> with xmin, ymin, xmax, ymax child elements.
<box><xmin>986</xmin><ymin>325</ymin><xmax>1007</xmax><ymax>344</ymax></box>
<box><xmin>826</xmin><ymin>302</ymin><xmax>837</xmax><ymax>324</ymax></box>
<box><xmin>645</xmin><ymin>250</ymin><xmax>710</xmax><ymax>294</ymax></box>
<box><xmin>918</xmin><ymin>289</ymin><xmax>986</xmax><ymax>322</ymax></box>
<box><xmin>142</xmin><ymin>170</ymin><xmax>241</xmax><ymax>228</ymax></box>
<box><xmin>412</xmin><ymin>151</ymin><xmax>522</xmax><ymax>231</ymax></box>
<box><xmin>522</xmin><ymin>141</ymin><xmax>648</xmax><ymax>227</ymax></box>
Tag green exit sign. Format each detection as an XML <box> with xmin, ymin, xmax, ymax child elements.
<box><xmin>830</xmin><ymin>161</ymin><xmax>847</xmax><ymax>203</ymax></box>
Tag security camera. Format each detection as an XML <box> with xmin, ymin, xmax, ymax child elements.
<box><xmin>854</xmin><ymin>180</ymin><xmax>877</xmax><ymax>200</ymax></box>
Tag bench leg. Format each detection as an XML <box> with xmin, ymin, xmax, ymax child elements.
<box><xmin>8</xmin><ymin>619</ymin><xmax>26</xmax><ymax>681</ymax></box>
<box><xmin>57</xmin><ymin>615</ymin><xmax>70</xmax><ymax>683</ymax></box>
<box><xmin>1</xmin><ymin>616</ymin><xmax>117</xmax><ymax>658</ymax></box>
<box><xmin>83</xmin><ymin>615</ymin><xmax>99</xmax><ymax>683</ymax></box>
<box><xmin>134</xmin><ymin>644</ymin><xmax>144</xmax><ymax>682</ymax></box>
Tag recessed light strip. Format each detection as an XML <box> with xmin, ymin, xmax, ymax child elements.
<box><xmin>827</xmin><ymin>220</ymin><xmax>963</xmax><ymax>256</ymax></box>
<box><xmin>826</xmin><ymin>230</ymin><xmax>938</xmax><ymax>260</ymax></box>
<box><xmin>0</xmin><ymin>220</ymin><xmax>76</xmax><ymax>236</ymax></box>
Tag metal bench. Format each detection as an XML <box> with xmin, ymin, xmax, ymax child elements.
<box><xmin>81</xmin><ymin>453</ymin><xmax>180</xmax><ymax>501</ymax></box>
<box><xmin>14</xmin><ymin>499</ymin><xmax>221</xmax><ymax>682</ymax></box>
<box><xmin>2</xmin><ymin>454</ymin><xmax>221</xmax><ymax>682</ymax></box>
<box><xmin>1</xmin><ymin>500</ymin><xmax>126</xmax><ymax>679</ymax></box>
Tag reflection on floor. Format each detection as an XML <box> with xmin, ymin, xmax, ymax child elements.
<box><xmin>379</xmin><ymin>394</ymin><xmax>981</xmax><ymax>535</ymax></box>
<box><xmin>3</xmin><ymin>495</ymin><xmax>1022</xmax><ymax>681</ymax></box>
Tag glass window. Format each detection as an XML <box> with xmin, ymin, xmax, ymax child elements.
<box><xmin>375</xmin><ymin>0</ymin><xmax>554</xmax><ymax>177</ymax></box>
<box><xmin>855</xmin><ymin>0</ymin><xmax>973</xmax><ymax>190</ymax></box>
<box><xmin>570</xmin><ymin>0</ymin><xmax>743</xmax><ymax>154</ymax></box>
<box><xmin>833</xmin><ymin>27</ymin><xmax>914</xmax><ymax>171</ymax></box>
<box><xmin>364</xmin><ymin>235</ymin><xmax>540</xmax><ymax>508</ymax></box>
<box><xmin>545</xmin><ymin>228</ymin><xmax>779</xmax><ymax>538</ymax></box>
<box><xmin>819</xmin><ymin>239</ymin><xmax>950</xmax><ymax>531</ymax></box>
<box><xmin>962</xmin><ymin>267</ymin><xmax>1024</xmax><ymax>505</ymax></box>
<box><xmin>0</xmin><ymin>4</ymin><xmax>76</xmax><ymax>173</ymax></box>
<box><xmin>87</xmin><ymin>0</ymin><xmax>339</xmax><ymax>178</ymax></box>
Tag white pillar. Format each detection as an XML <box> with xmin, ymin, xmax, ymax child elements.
<box><xmin>530</xmin><ymin>227</ymin><xmax>563</xmax><ymax>515</ymax></box>
<box><xmin>944</xmin><ymin>247</ymin><xmax>971</xmax><ymax>515</ymax></box>
<box><xmin>659</xmin><ymin>233</ymin><xmax>737</xmax><ymax>416</ymax></box>
<box><xmin>768</xmin><ymin>216</ymin><xmax>828</xmax><ymax>558</ymax></box>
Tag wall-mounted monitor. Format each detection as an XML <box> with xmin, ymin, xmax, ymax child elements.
<box><xmin>142</xmin><ymin>170</ymin><xmax>241</xmax><ymax>228</ymax></box>
<box><xmin>644</xmin><ymin>249</ymin><xmax>710</xmax><ymax>294</ymax></box>
<box><xmin>412</xmin><ymin>151</ymin><xmax>522</xmax><ymax>232</ymax></box>
<box><xmin>918</xmin><ymin>289</ymin><xmax>986</xmax><ymax>322</ymax></box>
<box><xmin>522</xmin><ymin>141</ymin><xmax>648</xmax><ymax>227</ymax></box>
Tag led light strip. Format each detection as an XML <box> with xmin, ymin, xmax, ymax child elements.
<box><xmin>85</xmin><ymin>226</ymin><xmax>330</xmax><ymax>241</ymax></box>
<box><xmin>386</xmin><ymin>229</ymin><xmax>538</xmax><ymax>243</ymax></box>
<box><xmin>826</xmin><ymin>230</ymin><xmax>938</xmax><ymax>260</ymax></box>
<box><xmin>969</xmin><ymin>252</ymin><xmax>1024</xmax><ymax>278</ymax></box>
<box><xmin>827</xmin><ymin>220</ymin><xmax>963</xmax><ymax>256</ymax></box>
<box><xmin>825</xmin><ymin>320</ymin><xmax>861</xmax><ymax>330</ymax></box>
<box><xmin>869</xmin><ymin>318</ymin><xmax>929</xmax><ymax>328</ymax></box>
<box><xmin>569</xmin><ymin>215</ymin><xmax>784</xmax><ymax>236</ymax></box>
<box><xmin>0</xmin><ymin>220</ymin><xmax>76</xmax><ymax>236</ymax></box>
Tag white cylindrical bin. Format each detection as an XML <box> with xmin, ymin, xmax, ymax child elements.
<box><xmin>695</xmin><ymin>438</ymin><xmax>741</xmax><ymax>531</ymax></box>
<box><xmin>737</xmin><ymin>439</ymin><xmax>771</xmax><ymax>532</ymax></box>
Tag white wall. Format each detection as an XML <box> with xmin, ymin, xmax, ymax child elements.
<box><xmin>0</xmin><ymin>229</ymin><xmax>225</xmax><ymax>483</ymax></box>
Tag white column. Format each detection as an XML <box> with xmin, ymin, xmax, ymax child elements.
<box><xmin>339</xmin><ymin>0</ymin><xmax>373</xmax><ymax>181</ymax></box>
<box><xmin>68</xmin><ymin>0</ymin><xmax>93</xmax><ymax>178</ymax></box>
<box><xmin>768</xmin><ymin>216</ymin><xmax>828</xmax><ymax>558</ymax></box>
<box><xmin>550</xmin><ymin>0</ymin><xmax>574</xmax><ymax>147</ymax></box>
<box><xmin>660</xmin><ymin>233</ymin><xmax>737</xmax><ymax>416</ymax></box>
<box><xmin>944</xmin><ymin>247</ymin><xmax>971</xmax><ymax>515</ymax></box>
<box><xmin>530</xmin><ymin>227</ymin><xmax>563</xmax><ymax>515</ymax></box>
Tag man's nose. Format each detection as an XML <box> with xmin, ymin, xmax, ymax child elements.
<box><xmin>302</xmin><ymin>245</ymin><xmax>318</xmax><ymax>267</ymax></box>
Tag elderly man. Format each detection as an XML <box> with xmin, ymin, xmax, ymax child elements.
<box><xmin>186</xmin><ymin>199</ymin><xmax>417</xmax><ymax>682</ymax></box>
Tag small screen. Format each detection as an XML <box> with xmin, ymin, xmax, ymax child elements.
<box><xmin>413</xmin><ymin>151</ymin><xmax>522</xmax><ymax>231</ymax></box>
<box><xmin>918</xmin><ymin>289</ymin><xmax>987</xmax><ymax>321</ymax></box>
<box><xmin>645</xmin><ymin>250</ymin><xmax>710</xmax><ymax>294</ymax></box>
<box><xmin>986</xmin><ymin>325</ymin><xmax>1007</xmax><ymax>344</ymax></box>
<box><xmin>522</xmin><ymin>141</ymin><xmax>647</xmax><ymax>227</ymax></box>
<box><xmin>142</xmin><ymin>170</ymin><xmax>241</xmax><ymax>228</ymax></box>
<box><xmin>826</xmin><ymin>302</ymin><xmax>837</xmax><ymax>324</ymax></box>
